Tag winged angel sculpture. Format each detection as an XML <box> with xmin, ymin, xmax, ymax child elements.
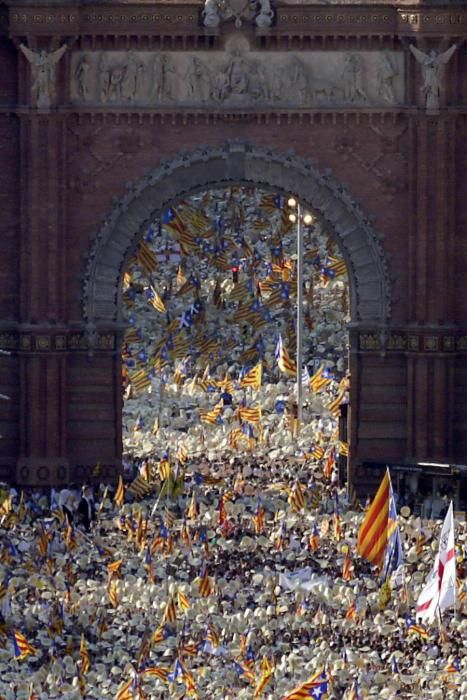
<box><xmin>409</xmin><ymin>44</ymin><xmax>457</xmax><ymax>111</ymax></box>
<box><xmin>19</xmin><ymin>43</ymin><xmax>67</xmax><ymax>109</ymax></box>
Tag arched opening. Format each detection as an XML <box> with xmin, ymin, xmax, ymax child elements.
<box><xmin>83</xmin><ymin>141</ymin><xmax>391</xmax><ymax>479</ymax></box>
<box><xmin>120</xmin><ymin>186</ymin><xmax>350</xmax><ymax>471</ymax></box>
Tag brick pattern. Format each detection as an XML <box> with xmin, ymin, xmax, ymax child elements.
<box><xmin>0</xmin><ymin>1</ymin><xmax>465</xmax><ymax>483</ymax></box>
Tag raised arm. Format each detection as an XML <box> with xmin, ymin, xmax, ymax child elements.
<box><xmin>19</xmin><ymin>43</ymin><xmax>39</xmax><ymax>65</ymax></box>
<box><xmin>435</xmin><ymin>44</ymin><xmax>457</xmax><ymax>67</ymax></box>
<box><xmin>49</xmin><ymin>44</ymin><xmax>68</xmax><ymax>65</ymax></box>
<box><xmin>409</xmin><ymin>45</ymin><xmax>428</xmax><ymax>65</ymax></box>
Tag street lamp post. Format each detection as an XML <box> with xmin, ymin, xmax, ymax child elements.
<box><xmin>288</xmin><ymin>198</ymin><xmax>313</xmax><ymax>427</ymax></box>
<box><xmin>296</xmin><ymin>203</ymin><xmax>304</xmax><ymax>425</ymax></box>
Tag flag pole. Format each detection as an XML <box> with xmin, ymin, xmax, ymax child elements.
<box><xmin>296</xmin><ymin>202</ymin><xmax>304</xmax><ymax>427</ymax></box>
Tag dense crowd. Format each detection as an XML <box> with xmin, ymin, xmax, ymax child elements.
<box><xmin>1</xmin><ymin>188</ymin><xmax>465</xmax><ymax>699</ymax></box>
<box><xmin>0</xmin><ymin>456</ymin><xmax>466</xmax><ymax>699</ymax></box>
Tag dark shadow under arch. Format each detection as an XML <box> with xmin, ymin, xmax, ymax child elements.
<box><xmin>83</xmin><ymin>141</ymin><xmax>391</xmax><ymax>326</ymax></box>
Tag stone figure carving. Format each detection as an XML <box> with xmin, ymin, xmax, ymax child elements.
<box><xmin>70</xmin><ymin>49</ymin><xmax>404</xmax><ymax>109</ymax></box>
<box><xmin>108</xmin><ymin>63</ymin><xmax>126</xmax><ymax>101</ymax></box>
<box><xmin>226</xmin><ymin>48</ymin><xmax>249</xmax><ymax>95</ymax></box>
<box><xmin>202</xmin><ymin>0</ymin><xmax>258</xmax><ymax>29</ymax></box>
<box><xmin>256</xmin><ymin>0</ymin><xmax>274</xmax><ymax>28</ymax></box>
<box><xmin>75</xmin><ymin>54</ymin><xmax>91</xmax><ymax>100</ymax></box>
<box><xmin>288</xmin><ymin>56</ymin><xmax>309</xmax><ymax>105</ymax></box>
<box><xmin>152</xmin><ymin>53</ymin><xmax>165</xmax><ymax>102</ymax></box>
<box><xmin>99</xmin><ymin>54</ymin><xmax>111</xmax><ymax>102</ymax></box>
<box><xmin>19</xmin><ymin>43</ymin><xmax>67</xmax><ymax>108</ymax></box>
<box><xmin>151</xmin><ymin>54</ymin><xmax>176</xmax><ymax>102</ymax></box>
<box><xmin>211</xmin><ymin>69</ymin><xmax>230</xmax><ymax>103</ymax></box>
<box><xmin>161</xmin><ymin>55</ymin><xmax>177</xmax><ymax>101</ymax></box>
<box><xmin>202</xmin><ymin>0</ymin><xmax>220</xmax><ymax>27</ymax></box>
<box><xmin>248</xmin><ymin>60</ymin><xmax>268</xmax><ymax>101</ymax></box>
<box><xmin>122</xmin><ymin>51</ymin><xmax>145</xmax><ymax>102</ymax></box>
<box><xmin>376</xmin><ymin>53</ymin><xmax>398</xmax><ymax>104</ymax></box>
<box><xmin>341</xmin><ymin>53</ymin><xmax>367</xmax><ymax>103</ymax></box>
<box><xmin>186</xmin><ymin>57</ymin><xmax>211</xmax><ymax>102</ymax></box>
<box><xmin>269</xmin><ymin>66</ymin><xmax>284</xmax><ymax>103</ymax></box>
<box><xmin>409</xmin><ymin>44</ymin><xmax>457</xmax><ymax>111</ymax></box>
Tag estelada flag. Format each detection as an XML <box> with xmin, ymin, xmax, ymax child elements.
<box><xmin>114</xmin><ymin>476</ymin><xmax>125</xmax><ymax>508</ymax></box>
<box><xmin>357</xmin><ymin>468</ymin><xmax>390</xmax><ymax>567</ymax></box>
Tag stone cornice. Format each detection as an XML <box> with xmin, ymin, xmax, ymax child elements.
<box><xmin>5</xmin><ymin>2</ymin><xmax>466</xmax><ymax>38</ymax></box>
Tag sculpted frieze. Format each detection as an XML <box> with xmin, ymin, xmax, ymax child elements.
<box><xmin>70</xmin><ymin>47</ymin><xmax>404</xmax><ymax>109</ymax></box>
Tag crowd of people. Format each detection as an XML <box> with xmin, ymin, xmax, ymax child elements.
<box><xmin>0</xmin><ymin>455</ymin><xmax>466</xmax><ymax>699</ymax></box>
<box><xmin>1</xmin><ymin>188</ymin><xmax>465</xmax><ymax>699</ymax></box>
<box><xmin>120</xmin><ymin>186</ymin><xmax>350</xmax><ymax>467</ymax></box>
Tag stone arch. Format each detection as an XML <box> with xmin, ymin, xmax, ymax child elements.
<box><xmin>83</xmin><ymin>141</ymin><xmax>391</xmax><ymax>325</ymax></box>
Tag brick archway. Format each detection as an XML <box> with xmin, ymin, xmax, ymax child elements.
<box><xmin>83</xmin><ymin>141</ymin><xmax>391</xmax><ymax>328</ymax></box>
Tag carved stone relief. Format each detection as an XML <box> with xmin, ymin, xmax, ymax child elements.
<box><xmin>70</xmin><ymin>48</ymin><xmax>404</xmax><ymax>109</ymax></box>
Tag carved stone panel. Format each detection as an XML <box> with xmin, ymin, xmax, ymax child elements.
<box><xmin>70</xmin><ymin>47</ymin><xmax>404</xmax><ymax>109</ymax></box>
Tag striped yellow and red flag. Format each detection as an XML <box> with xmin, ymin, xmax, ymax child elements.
<box><xmin>252</xmin><ymin>504</ymin><xmax>265</xmax><ymax>534</ymax></box>
<box><xmin>130</xmin><ymin>369</ymin><xmax>151</xmax><ymax>394</ymax></box>
<box><xmin>177</xmin><ymin>444</ymin><xmax>188</xmax><ymax>465</ymax></box>
<box><xmin>342</xmin><ymin>552</ymin><xmax>352</xmax><ymax>581</ymax></box>
<box><xmin>415</xmin><ymin>532</ymin><xmax>427</xmax><ymax>556</ymax></box>
<box><xmin>149</xmin><ymin>287</ymin><xmax>166</xmax><ymax>313</ymax></box>
<box><xmin>456</xmin><ymin>577</ymin><xmax>466</xmax><ymax>603</ymax></box>
<box><xmin>228</xmin><ymin>427</ymin><xmax>244</xmax><ymax>450</ymax></box>
<box><xmin>177</xmin><ymin>590</ymin><xmax>190</xmax><ymax>611</ymax></box>
<box><xmin>339</xmin><ymin>441</ymin><xmax>349</xmax><ymax>457</ymax></box>
<box><xmin>357</xmin><ymin>469</ymin><xmax>390</xmax><ymax>567</ymax></box>
<box><xmin>114</xmin><ymin>476</ymin><xmax>125</xmax><ymax>508</ymax></box>
<box><xmin>207</xmin><ymin>622</ymin><xmax>220</xmax><ymax>648</ymax></box>
<box><xmin>218</xmin><ymin>495</ymin><xmax>227</xmax><ymax>526</ymax></box>
<box><xmin>281</xmin><ymin>669</ymin><xmax>325</xmax><ymax>700</ymax></box>
<box><xmin>108</xmin><ymin>579</ymin><xmax>119</xmax><ymax>608</ymax></box>
<box><xmin>159</xmin><ymin>459</ymin><xmax>172</xmax><ymax>481</ymax></box>
<box><xmin>13</xmin><ymin>630</ymin><xmax>37</xmax><ymax>660</ymax></box>
<box><xmin>309</xmin><ymin>365</ymin><xmax>331</xmax><ymax>393</ymax></box>
<box><xmin>276</xmin><ymin>336</ymin><xmax>296</xmax><ymax>377</ymax></box>
<box><xmin>327</xmin><ymin>391</ymin><xmax>345</xmax><ymax>417</ymax></box>
<box><xmin>176</xmin><ymin>263</ymin><xmax>186</xmax><ymax>286</ymax></box>
<box><xmin>141</xmin><ymin>666</ymin><xmax>169</xmax><ymax>681</ymax></box>
<box><xmin>198</xmin><ymin>565</ymin><xmax>212</xmax><ymax>597</ymax></box>
<box><xmin>151</xmin><ymin>626</ymin><xmax>168</xmax><ymax>645</ymax></box>
<box><xmin>254</xmin><ymin>668</ymin><xmax>273</xmax><ymax>698</ymax></box>
<box><xmin>239</xmin><ymin>362</ymin><xmax>262</xmax><ymax>391</ymax></box>
<box><xmin>180</xmin><ymin>520</ymin><xmax>191</xmax><ymax>548</ymax></box>
<box><xmin>114</xmin><ymin>678</ymin><xmax>134</xmax><ymax>700</ymax></box>
<box><xmin>199</xmin><ymin>402</ymin><xmax>223</xmax><ymax>425</ymax></box>
<box><xmin>180</xmin><ymin>641</ymin><xmax>199</xmax><ymax>657</ymax></box>
<box><xmin>288</xmin><ymin>481</ymin><xmax>306</xmax><ymax>513</ymax></box>
<box><xmin>80</xmin><ymin>634</ymin><xmax>91</xmax><ymax>674</ymax></box>
<box><xmin>187</xmin><ymin>492</ymin><xmax>198</xmax><ymax>520</ymax></box>
<box><xmin>162</xmin><ymin>596</ymin><xmax>177</xmax><ymax>624</ymax></box>
<box><xmin>107</xmin><ymin>559</ymin><xmax>123</xmax><ymax>578</ymax></box>
<box><xmin>136</xmin><ymin>240</ymin><xmax>158</xmax><ymax>275</ymax></box>
<box><xmin>345</xmin><ymin>601</ymin><xmax>358</xmax><ymax>620</ymax></box>
<box><xmin>37</xmin><ymin>527</ymin><xmax>50</xmax><ymax>558</ymax></box>
<box><xmin>238</xmin><ymin>404</ymin><xmax>262</xmax><ymax>424</ymax></box>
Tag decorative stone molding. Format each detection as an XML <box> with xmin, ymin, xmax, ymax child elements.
<box><xmin>358</xmin><ymin>330</ymin><xmax>467</xmax><ymax>353</ymax></box>
<box><xmin>70</xmin><ymin>47</ymin><xmax>404</xmax><ymax>109</ymax></box>
<box><xmin>0</xmin><ymin>332</ymin><xmax>118</xmax><ymax>353</ymax></box>
<box><xmin>83</xmin><ymin>141</ymin><xmax>392</xmax><ymax>326</ymax></box>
